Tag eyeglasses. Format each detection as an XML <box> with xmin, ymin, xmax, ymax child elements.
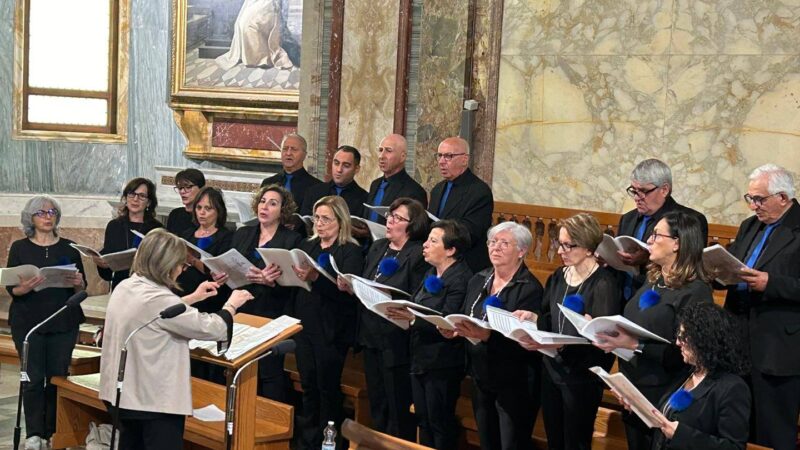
<box><xmin>435</xmin><ymin>152</ymin><xmax>467</xmax><ymax>162</ymax></box>
<box><xmin>127</xmin><ymin>192</ymin><xmax>148</xmax><ymax>201</ymax></box>
<box><xmin>557</xmin><ymin>241</ymin><xmax>579</xmax><ymax>252</ymax></box>
<box><xmin>174</xmin><ymin>184</ymin><xmax>196</xmax><ymax>193</ymax></box>
<box><xmin>384</xmin><ymin>212</ymin><xmax>410</xmax><ymax>223</ymax></box>
<box><xmin>649</xmin><ymin>232</ymin><xmax>678</xmax><ymax>242</ymax></box>
<box><xmin>625</xmin><ymin>185</ymin><xmax>659</xmax><ymax>199</ymax></box>
<box><xmin>743</xmin><ymin>193</ymin><xmax>780</xmax><ymax>207</ymax></box>
<box><xmin>33</xmin><ymin>208</ymin><xmax>58</xmax><ymax>218</ymax></box>
<box><xmin>487</xmin><ymin>239</ymin><xmax>513</xmax><ymax>250</ymax></box>
<box><xmin>312</xmin><ymin>215</ymin><xmax>335</xmax><ymax>226</ymax></box>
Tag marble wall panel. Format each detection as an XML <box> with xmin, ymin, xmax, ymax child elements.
<box><xmin>298</xmin><ymin>0</ymin><xmax>326</xmax><ymax>174</ymax></box>
<box><xmin>338</xmin><ymin>0</ymin><xmax>399</xmax><ymax>188</ymax></box>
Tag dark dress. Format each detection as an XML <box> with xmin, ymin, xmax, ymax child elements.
<box><xmin>6</xmin><ymin>237</ymin><xmax>86</xmax><ymax>440</ymax></box>
<box><xmin>166</xmin><ymin>207</ymin><xmax>194</xmax><ymax>236</ymax></box>
<box><xmin>97</xmin><ymin>216</ymin><xmax>163</xmax><ymax>290</ymax></box>
<box><xmin>358</xmin><ymin>238</ymin><xmax>428</xmax><ymax>440</ymax></box>
<box><xmin>537</xmin><ymin>266</ymin><xmax>623</xmax><ymax>450</ymax></box>
<box><xmin>620</xmin><ymin>278</ymin><xmax>713</xmax><ymax>450</ymax></box>
<box><xmin>409</xmin><ymin>261</ymin><xmax>472</xmax><ymax>450</ymax></box>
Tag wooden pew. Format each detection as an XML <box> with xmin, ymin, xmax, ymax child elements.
<box><xmin>0</xmin><ymin>334</ymin><xmax>101</xmax><ymax>375</ymax></box>
<box><xmin>341</xmin><ymin>419</ymin><xmax>433</xmax><ymax>450</ymax></box>
<box><xmin>50</xmin><ymin>374</ymin><xmax>293</xmax><ymax>450</ymax></box>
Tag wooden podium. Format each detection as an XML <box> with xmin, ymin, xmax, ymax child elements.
<box><xmin>50</xmin><ymin>314</ymin><xmax>301</xmax><ymax>450</ymax></box>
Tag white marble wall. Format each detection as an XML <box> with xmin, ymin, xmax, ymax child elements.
<box><xmin>493</xmin><ymin>0</ymin><xmax>800</xmax><ymax>225</ymax></box>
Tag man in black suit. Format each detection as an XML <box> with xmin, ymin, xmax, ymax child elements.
<box><xmin>428</xmin><ymin>137</ymin><xmax>493</xmax><ymax>272</ymax></box>
<box><xmin>300</xmin><ymin>145</ymin><xmax>368</xmax><ymax>217</ymax></box>
<box><xmin>616</xmin><ymin>158</ymin><xmax>708</xmax><ymax>298</ymax></box>
<box><xmin>723</xmin><ymin>164</ymin><xmax>800</xmax><ymax>450</ymax></box>
<box><xmin>261</xmin><ymin>133</ymin><xmax>322</xmax><ymax>206</ymax></box>
<box><xmin>365</xmin><ymin>134</ymin><xmax>428</xmax><ymax>224</ymax></box>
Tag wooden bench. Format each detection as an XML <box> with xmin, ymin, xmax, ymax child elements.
<box><xmin>342</xmin><ymin>418</ymin><xmax>433</xmax><ymax>450</ymax></box>
<box><xmin>0</xmin><ymin>333</ymin><xmax>101</xmax><ymax>375</ymax></box>
<box><xmin>50</xmin><ymin>373</ymin><xmax>293</xmax><ymax>450</ymax></box>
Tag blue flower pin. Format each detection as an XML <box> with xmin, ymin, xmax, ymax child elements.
<box><xmin>378</xmin><ymin>257</ymin><xmax>400</xmax><ymax>277</ymax></box>
<box><xmin>482</xmin><ymin>295</ymin><xmax>503</xmax><ymax>314</ymax></box>
<box><xmin>667</xmin><ymin>388</ymin><xmax>693</xmax><ymax>412</ymax></box>
<box><xmin>132</xmin><ymin>235</ymin><xmax>142</xmax><ymax>248</ymax></box>
<box><xmin>424</xmin><ymin>275</ymin><xmax>444</xmax><ymax>294</ymax></box>
<box><xmin>638</xmin><ymin>289</ymin><xmax>661</xmax><ymax>310</ymax></box>
<box><xmin>563</xmin><ymin>294</ymin><xmax>585</xmax><ymax>314</ymax></box>
<box><xmin>197</xmin><ymin>236</ymin><xmax>213</xmax><ymax>250</ymax></box>
<box><xmin>317</xmin><ymin>252</ymin><xmax>332</xmax><ymax>270</ymax></box>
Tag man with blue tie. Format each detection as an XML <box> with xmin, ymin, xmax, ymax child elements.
<box><xmin>365</xmin><ymin>134</ymin><xmax>428</xmax><ymax>224</ymax></box>
<box><xmin>260</xmin><ymin>133</ymin><xmax>322</xmax><ymax>206</ymax></box>
<box><xmin>723</xmin><ymin>164</ymin><xmax>800</xmax><ymax>450</ymax></box>
<box><xmin>428</xmin><ymin>136</ymin><xmax>493</xmax><ymax>272</ymax></box>
<box><xmin>300</xmin><ymin>145</ymin><xmax>368</xmax><ymax>217</ymax></box>
<box><xmin>616</xmin><ymin>159</ymin><xmax>708</xmax><ymax>298</ymax></box>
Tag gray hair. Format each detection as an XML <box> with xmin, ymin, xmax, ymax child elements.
<box><xmin>20</xmin><ymin>195</ymin><xmax>62</xmax><ymax>237</ymax></box>
<box><xmin>487</xmin><ymin>221</ymin><xmax>533</xmax><ymax>252</ymax></box>
<box><xmin>749</xmin><ymin>163</ymin><xmax>796</xmax><ymax>198</ymax></box>
<box><xmin>281</xmin><ymin>133</ymin><xmax>308</xmax><ymax>153</ymax></box>
<box><xmin>631</xmin><ymin>159</ymin><xmax>672</xmax><ymax>189</ymax></box>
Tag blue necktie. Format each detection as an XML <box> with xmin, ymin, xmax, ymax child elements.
<box><xmin>335</xmin><ymin>186</ymin><xmax>343</xmax><ymax>196</ymax></box>
<box><xmin>283</xmin><ymin>173</ymin><xmax>294</xmax><ymax>192</ymax></box>
<box><xmin>624</xmin><ymin>215</ymin><xmax>652</xmax><ymax>299</ymax></box>
<box><xmin>437</xmin><ymin>181</ymin><xmax>453</xmax><ymax>217</ymax></box>
<box><xmin>369</xmin><ymin>180</ymin><xmax>389</xmax><ymax>221</ymax></box>
<box><xmin>737</xmin><ymin>222</ymin><xmax>780</xmax><ymax>290</ymax></box>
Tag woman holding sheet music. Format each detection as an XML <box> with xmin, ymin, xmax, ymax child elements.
<box><xmin>6</xmin><ymin>195</ymin><xmax>86</xmax><ymax>449</ymax></box>
<box><xmin>341</xmin><ymin>197</ymin><xmax>429</xmax><ymax>440</ymax></box>
<box><xmin>229</xmin><ymin>184</ymin><xmax>302</xmax><ymax>400</ymax></box>
<box><xmin>95</xmin><ymin>178</ymin><xmax>163</xmax><ymax>290</ymax></box>
<box><xmin>443</xmin><ymin>221</ymin><xmax>544</xmax><ymax>450</ymax></box>
<box><xmin>594</xmin><ymin>211</ymin><xmax>713</xmax><ymax>450</ymax></box>
<box><xmin>291</xmin><ymin>195</ymin><xmax>364</xmax><ymax>449</ymax></box>
<box><xmin>514</xmin><ymin>213</ymin><xmax>623</xmax><ymax>450</ymax></box>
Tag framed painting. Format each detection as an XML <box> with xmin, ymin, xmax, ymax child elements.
<box><xmin>170</xmin><ymin>0</ymin><xmax>302</xmax><ymax>112</ymax></box>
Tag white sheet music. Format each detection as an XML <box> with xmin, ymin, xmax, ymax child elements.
<box><xmin>590</xmin><ymin>367</ymin><xmax>660</xmax><ymax>428</ymax></box>
<box><xmin>189</xmin><ymin>315</ymin><xmax>300</xmax><ymax>361</ymax></box>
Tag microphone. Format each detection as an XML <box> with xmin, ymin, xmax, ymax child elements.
<box><xmin>160</xmin><ymin>303</ymin><xmax>187</xmax><ymax>319</ymax></box>
<box><xmin>225</xmin><ymin>339</ymin><xmax>296</xmax><ymax>450</ymax></box>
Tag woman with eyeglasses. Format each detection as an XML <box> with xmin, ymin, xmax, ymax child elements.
<box><xmin>291</xmin><ymin>195</ymin><xmax>364</xmax><ymax>449</ymax></box>
<box><xmin>166</xmin><ymin>168</ymin><xmax>206</xmax><ymax>235</ymax></box>
<box><xmin>96</xmin><ymin>178</ymin><xmax>163</xmax><ymax>290</ymax></box>
<box><xmin>513</xmin><ymin>213</ymin><xmax>623</xmax><ymax>450</ymax></box>
<box><xmin>594</xmin><ymin>210</ymin><xmax>713</xmax><ymax>450</ymax></box>
<box><xmin>441</xmin><ymin>221</ymin><xmax>544</xmax><ymax>450</ymax></box>
<box><xmin>227</xmin><ymin>184</ymin><xmax>302</xmax><ymax>400</ymax></box>
<box><xmin>6</xmin><ymin>195</ymin><xmax>86</xmax><ymax>449</ymax></box>
<box><xmin>337</xmin><ymin>197</ymin><xmax>430</xmax><ymax>440</ymax></box>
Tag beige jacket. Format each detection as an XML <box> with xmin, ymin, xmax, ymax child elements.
<box><xmin>99</xmin><ymin>274</ymin><xmax>230</xmax><ymax>415</ymax></box>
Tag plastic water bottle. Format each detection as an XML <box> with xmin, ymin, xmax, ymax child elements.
<box><xmin>322</xmin><ymin>421</ymin><xmax>336</xmax><ymax>450</ymax></box>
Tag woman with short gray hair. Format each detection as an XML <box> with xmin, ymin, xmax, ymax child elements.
<box><xmin>6</xmin><ymin>195</ymin><xmax>86</xmax><ymax>450</ymax></box>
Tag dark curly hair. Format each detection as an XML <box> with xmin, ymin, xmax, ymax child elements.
<box><xmin>251</xmin><ymin>184</ymin><xmax>297</xmax><ymax>225</ymax></box>
<box><xmin>677</xmin><ymin>302</ymin><xmax>750</xmax><ymax>377</ymax></box>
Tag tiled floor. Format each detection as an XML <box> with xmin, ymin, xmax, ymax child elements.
<box><xmin>182</xmin><ymin>48</ymin><xmax>300</xmax><ymax>91</ymax></box>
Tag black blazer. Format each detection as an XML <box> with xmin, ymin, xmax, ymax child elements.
<box><xmin>428</xmin><ymin>169</ymin><xmax>494</xmax><ymax>273</ymax></box>
<box><xmin>357</xmin><ymin>239</ymin><xmax>429</xmax><ymax>367</ymax></box>
<box><xmin>290</xmin><ymin>238</ymin><xmax>364</xmax><ymax>344</ymax></box>
<box><xmin>230</xmin><ymin>224</ymin><xmax>303</xmax><ymax>318</ymax></box>
<box><xmin>723</xmin><ymin>199</ymin><xmax>800</xmax><ymax>376</ymax></box>
<box><xmin>177</xmin><ymin>227</ymin><xmax>233</xmax><ymax>313</ymax></box>
<box><xmin>261</xmin><ymin>167</ymin><xmax>323</xmax><ymax>208</ymax></box>
<box><xmin>97</xmin><ymin>216</ymin><xmax>163</xmax><ymax>289</ymax></box>
<box><xmin>409</xmin><ymin>261</ymin><xmax>472</xmax><ymax>374</ymax></box>
<box><xmin>652</xmin><ymin>373</ymin><xmax>750</xmax><ymax>450</ymax></box>
<box><xmin>463</xmin><ymin>263</ymin><xmax>543</xmax><ymax>390</ymax></box>
<box><xmin>366</xmin><ymin>169</ymin><xmax>428</xmax><ymax>224</ymax></box>
<box><xmin>301</xmin><ymin>180</ymin><xmax>369</xmax><ymax>217</ymax></box>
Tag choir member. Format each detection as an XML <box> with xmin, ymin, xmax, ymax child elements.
<box><xmin>260</xmin><ymin>133</ymin><xmax>322</xmax><ymax>205</ymax></box>
<box><xmin>166</xmin><ymin>168</ymin><xmax>205</xmax><ymax>235</ymax></box>
<box><xmin>301</xmin><ymin>145</ymin><xmax>368</xmax><ymax>217</ymax></box>
<box><xmin>366</xmin><ymin>134</ymin><xmax>428</xmax><ymax>224</ymax></box>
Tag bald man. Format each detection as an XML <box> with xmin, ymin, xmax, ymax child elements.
<box><xmin>365</xmin><ymin>134</ymin><xmax>428</xmax><ymax>224</ymax></box>
<box><xmin>428</xmin><ymin>137</ymin><xmax>493</xmax><ymax>272</ymax></box>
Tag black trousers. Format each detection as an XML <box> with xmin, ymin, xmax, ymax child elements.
<box><xmin>258</xmin><ymin>354</ymin><xmax>290</xmax><ymax>402</ymax></box>
<box><xmin>471</xmin><ymin>378</ymin><xmax>534</xmax><ymax>450</ymax></box>
<box><xmin>362</xmin><ymin>347</ymin><xmax>416</xmax><ymax>440</ymax></box>
<box><xmin>12</xmin><ymin>327</ymin><xmax>78</xmax><ymax>439</ymax></box>
<box><xmin>118</xmin><ymin>411</ymin><xmax>185</xmax><ymax>450</ymax></box>
<box><xmin>540</xmin><ymin>371</ymin><xmax>604</xmax><ymax>450</ymax></box>
<box><xmin>751</xmin><ymin>368</ymin><xmax>800</xmax><ymax>450</ymax></box>
<box><xmin>410</xmin><ymin>368</ymin><xmax>463</xmax><ymax>450</ymax></box>
<box><xmin>294</xmin><ymin>330</ymin><xmax>349</xmax><ymax>450</ymax></box>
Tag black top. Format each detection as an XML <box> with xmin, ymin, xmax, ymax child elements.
<box><xmin>6</xmin><ymin>238</ymin><xmax>86</xmax><ymax>335</ymax></box>
<box><xmin>230</xmin><ymin>224</ymin><xmax>303</xmax><ymax>318</ymax></box>
<box><xmin>428</xmin><ymin>169</ymin><xmax>494</xmax><ymax>273</ymax></box>
<box><xmin>366</xmin><ymin>169</ymin><xmax>428</xmax><ymax>225</ymax></box>
<box><xmin>301</xmin><ymin>180</ymin><xmax>369</xmax><ymax>218</ymax></box>
<box><xmin>177</xmin><ymin>227</ymin><xmax>233</xmax><ymax>313</ymax></box>
<box><xmin>261</xmin><ymin>167</ymin><xmax>323</xmax><ymax>208</ymax></box>
<box><xmin>538</xmin><ymin>266</ymin><xmax>623</xmax><ymax>384</ymax></box>
<box><xmin>357</xmin><ymin>239</ymin><xmax>429</xmax><ymax>367</ymax></box>
<box><xmin>166</xmin><ymin>207</ymin><xmax>194</xmax><ymax>236</ymax></box>
<box><xmin>409</xmin><ymin>261</ymin><xmax>472</xmax><ymax>374</ymax></box>
<box><xmin>723</xmin><ymin>199</ymin><xmax>800</xmax><ymax>376</ymax></box>
<box><xmin>463</xmin><ymin>263</ymin><xmax>543</xmax><ymax>390</ymax></box>
<box><xmin>652</xmin><ymin>373</ymin><xmax>750</xmax><ymax>450</ymax></box>
<box><xmin>97</xmin><ymin>216</ymin><xmax>163</xmax><ymax>289</ymax></box>
<box><xmin>620</xmin><ymin>278</ymin><xmax>713</xmax><ymax>401</ymax></box>
<box><xmin>289</xmin><ymin>238</ymin><xmax>364</xmax><ymax>344</ymax></box>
